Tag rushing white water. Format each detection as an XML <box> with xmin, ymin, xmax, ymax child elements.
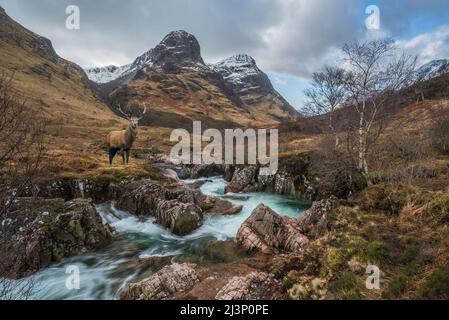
<box><xmin>13</xmin><ymin>177</ymin><xmax>310</xmax><ymax>300</ymax></box>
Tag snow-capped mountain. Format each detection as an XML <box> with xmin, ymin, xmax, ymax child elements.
<box><xmin>86</xmin><ymin>30</ymin><xmax>206</xmax><ymax>84</ymax></box>
<box><xmin>209</xmin><ymin>54</ymin><xmax>274</xmax><ymax>94</ymax></box>
<box><xmin>85</xmin><ymin>30</ymin><xmax>298</xmax><ymax>125</ymax></box>
<box><xmin>85</xmin><ymin>65</ymin><xmax>130</xmax><ymax>84</ymax></box>
<box><xmin>414</xmin><ymin>59</ymin><xmax>449</xmax><ymax>82</ymax></box>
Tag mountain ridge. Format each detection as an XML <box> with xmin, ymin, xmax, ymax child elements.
<box><xmin>414</xmin><ymin>59</ymin><xmax>449</xmax><ymax>82</ymax></box>
<box><xmin>86</xmin><ymin>30</ymin><xmax>299</xmax><ymax>127</ymax></box>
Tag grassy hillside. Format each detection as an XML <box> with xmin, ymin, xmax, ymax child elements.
<box><xmin>0</xmin><ymin>6</ymin><xmax>175</xmax><ymax>178</ymax></box>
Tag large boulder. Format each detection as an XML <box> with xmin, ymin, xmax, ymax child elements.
<box><xmin>215</xmin><ymin>272</ymin><xmax>279</xmax><ymax>300</ymax></box>
<box><xmin>111</xmin><ymin>179</ymin><xmax>204</xmax><ymax>235</ymax></box>
<box><xmin>120</xmin><ymin>263</ymin><xmax>200</xmax><ymax>300</ymax></box>
<box><xmin>236</xmin><ymin>204</ymin><xmax>309</xmax><ymax>254</ymax></box>
<box><xmin>225</xmin><ymin>166</ymin><xmax>258</xmax><ymax>193</ymax></box>
<box><xmin>224</xmin><ymin>165</ymin><xmax>312</xmax><ymax>199</ymax></box>
<box><xmin>0</xmin><ymin>198</ymin><xmax>115</xmax><ymax>279</ymax></box>
<box><xmin>297</xmin><ymin>199</ymin><xmax>336</xmax><ymax>240</ymax></box>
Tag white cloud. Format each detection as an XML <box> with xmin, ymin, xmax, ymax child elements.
<box><xmin>398</xmin><ymin>25</ymin><xmax>449</xmax><ymax>65</ymax></box>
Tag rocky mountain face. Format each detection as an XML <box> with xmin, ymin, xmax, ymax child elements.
<box><xmin>209</xmin><ymin>54</ymin><xmax>274</xmax><ymax>95</ymax></box>
<box><xmin>86</xmin><ymin>30</ymin><xmax>206</xmax><ymax>84</ymax></box>
<box><xmin>414</xmin><ymin>59</ymin><xmax>449</xmax><ymax>82</ymax></box>
<box><xmin>210</xmin><ymin>54</ymin><xmax>298</xmax><ymax>123</ymax></box>
<box><xmin>86</xmin><ymin>31</ymin><xmax>298</xmax><ymax>127</ymax></box>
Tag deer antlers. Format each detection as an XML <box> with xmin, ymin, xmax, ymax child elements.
<box><xmin>138</xmin><ymin>103</ymin><xmax>148</xmax><ymax>120</ymax></box>
<box><xmin>116</xmin><ymin>103</ymin><xmax>148</xmax><ymax>120</ymax></box>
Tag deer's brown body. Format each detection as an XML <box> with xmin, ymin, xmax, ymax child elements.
<box><xmin>106</xmin><ymin>121</ymin><xmax>139</xmax><ymax>165</ymax></box>
<box><xmin>107</xmin><ymin>105</ymin><xmax>147</xmax><ymax>165</ymax></box>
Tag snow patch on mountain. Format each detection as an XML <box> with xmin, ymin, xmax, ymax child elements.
<box><xmin>414</xmin><ymin>59</ymin><xmax>449</xmax><ymax>82</ymax></box>
<box><xmin>85</xmin><ymin>65</ymin><xmax>129</xmax><ymax>83</ymax></box>
<box><xmin>85</xmin><ymin>48</ymin><xmax>155</xmax><ymax>83</ymax></box>
<box><xmin>209</xmin><ymin>54</ymin><xmax>261</xmax><ymax>87</ymax></box>
<box><xmin>85</xmin><ymin>30</ymin><xmax>205</xmax><ymax>84</ymax></box>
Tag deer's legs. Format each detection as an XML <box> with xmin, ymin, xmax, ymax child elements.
<box><xmin>109</xmin><ymin>148</ymin><xmax>119</xmax><ymax>165</ymax></box>
<box><xmin>124</xmin><ymin>149</ymin><xmax>130</xmax><ymax>164</ymax></box>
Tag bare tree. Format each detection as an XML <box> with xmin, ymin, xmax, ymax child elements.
<box><xmin>0</xmin><ymin>73</ymin><xmax>46</xmax><ymax>299</ymax></box>
<box><xmin>304</xmin><ymin>66</ymin><xmax>346</xmax><ymax>147</ymax></box>
<box><xmin>342</xmin><ymin>39</ymin><xmax>417</xmax><ymax>174</ymax></box>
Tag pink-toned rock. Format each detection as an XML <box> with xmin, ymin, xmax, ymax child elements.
<box><xmin>297</xmin><ymin>199</ymin><xmax>336</xmax><ymax>240</ymax></box>
<box><xmin>222</xmin><ymin>205</ymin><xmax>244</xmax><ymax>216</ymax></box>
<box><xmin>215</xmin><ymin>272</ymin><xmax>278</xmax><ymax>300</ymax></box>
<box><xmin>236</xmin><ymin>204</ymin><xmax>309</xmax><ymax>254</ymax></box>
<box><xmin>224</xmin><ymin>166</ymin><xmax>257</xmax><ymax>193</ymax></box>
<box><xmin>120</xmin><ymin>263</ymin><xmax>199</xmax><ymax>300</ymax></box>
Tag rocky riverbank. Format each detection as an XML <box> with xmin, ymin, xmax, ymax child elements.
<box><xmin>118</xmin><ymin>198</ymin><xmax>334</xmax><ymax>300</ymax></box>
<box><xmin>172</xmin><ymin>151</ymin><xmax>365</xmax><ymax>202</ymax></box>
<box><xmin>0</xmin><ymin>198</ymin><xmax>115</xmax><ymax>279</ymax></box>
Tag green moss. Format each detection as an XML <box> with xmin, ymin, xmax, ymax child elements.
<box><xmin>326</xmin><ymin>248</ymin><xmax>347</xmax><ymax>269</ymax></box>
<box><xmin>329</xmin><ymin>272</ymin><xmax>362</xmax><ymax>300</ymax></box>
<box><xmin>418</xmin><ymin>265</ymin><xmax>449</xmax><ymax>299</ymax></box>
<box><xmin>383</xmin><ymin>264</ymin><xmax>416</xmax><ymax>299</ymax></box>
<box><xmin>365</xmin><ymin>241</ymin><xmax>389</xmax><ymax>263</ymax></box>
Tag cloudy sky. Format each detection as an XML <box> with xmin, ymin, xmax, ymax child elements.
<box><xmin>1</xmin><ymin>0</ymin><xmax>449</xmax><ymax>108</ymax></box>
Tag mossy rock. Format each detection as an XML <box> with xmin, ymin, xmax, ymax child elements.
<box><xmin>278</xmin><ymin>151</ymin><xmax>310</xmax><ymax>176</ymax></box>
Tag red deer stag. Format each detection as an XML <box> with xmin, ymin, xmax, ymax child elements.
<box><xmin>107</xmin><ymin>105</ymin><xmax>147</xmax><ymax>165</ymax></box>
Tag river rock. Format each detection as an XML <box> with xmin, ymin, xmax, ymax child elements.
<box><xmin>121</xmin><ymin>263</ymin><xmax>200</xmax><ymax>300</ymax></box>
<box><xmin>297</xmin><ymin>199</ymin><xmax>336</xmax><ymax>240</ymax></box>
<box><xmin>215</xmin><ymin>272</ymin><xmax>278</xmax><ymax>300</ymax></box>
<box><xmin>224</xmin><ymin>166</ymin><xmax>302</xmax><ymax>198</ymax></box>
<box><xmin>0</xmin><ymin>198</ymin><xmax>115</xmax><ymax>279</ymax></box>
<box><xmin>111</xmin><ymin>179</ymin><xmax>204</xmax><ymax>235</ymax></box>
<box><xmin>224</xmin><ymin>166</ymin><xmax>258</xmax><ymax>193</ymax></box>
<box><xmin>236</xmin><ymin>204</ymin><xmax>309</xmax><ymax>254</ymax></box>
<box><xmin>205</xmin><ymin>196</ymin><xmax>241</xmax><ymax>216</ymax></box>
<box><xmin>222</xmin><ymin>205</ymin><xmax>244</xmax><ymax>216</ymax></box>
<box><xmin>177</xmin><ymin>163</ymin><xmax>226</xmax><ymax>179</ymax></box>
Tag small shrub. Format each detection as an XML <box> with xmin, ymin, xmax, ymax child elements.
<box><xmin>326</xmin><ymin>248</ymin><xmax>347</xmax><ymax>269</ymax></box>
<box><xmin>383</xmin><ymin>264</ymin><xmax>416</xmax><ymax>299</ymax></box>
<box><xmin>418</xmin><ymin>265</ymin><xmax>449</xmax><ymax>299</ymax></box>
<box><xmin>329</xmin><ymin>272</ymin><xmax>362</xmax><ymax>300</ymax></box>
<box><xmin>428</xmin><ymin>192</ymin><xmax>449</xmax><ymax>225</ymax></box>
<box><xmin>366</xmin><ymin>241</ymin><xmax>389</xmax><ymax>263</ymax></box>
<box><xmin>359</xmin><ymin>184</ymin><xmax>417</xmax><ymax>215</ymax></box>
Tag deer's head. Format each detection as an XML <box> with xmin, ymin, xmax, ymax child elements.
<box><xmin>117</xmin><ymin>103</ymin><xmax>148</xmax><ymax>130</ymax></box>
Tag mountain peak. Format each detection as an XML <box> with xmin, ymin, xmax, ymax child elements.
<box><xmin>152</xmin><ymin>30</ymin><xmax>204</xmax><ymax>67</ymax></box>
<box><xmin>210</xmin><ymin>54</ymin><xmax>273</xmax><ymax>94</ymax></box>
<box><xmin>223</xmin><ymin>54</ymin><xmax>256</xmax><ymax>65</ymax></box>
<box><xmin>161</xmin><ymin>30</ymin><xmax>194</xmax><ymax>42</ymax></box>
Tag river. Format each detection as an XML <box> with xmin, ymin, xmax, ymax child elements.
<box><xmin>17</xmin><ymin>177</ymin><xmax>310</xmax><ymax>300</ymax></box>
